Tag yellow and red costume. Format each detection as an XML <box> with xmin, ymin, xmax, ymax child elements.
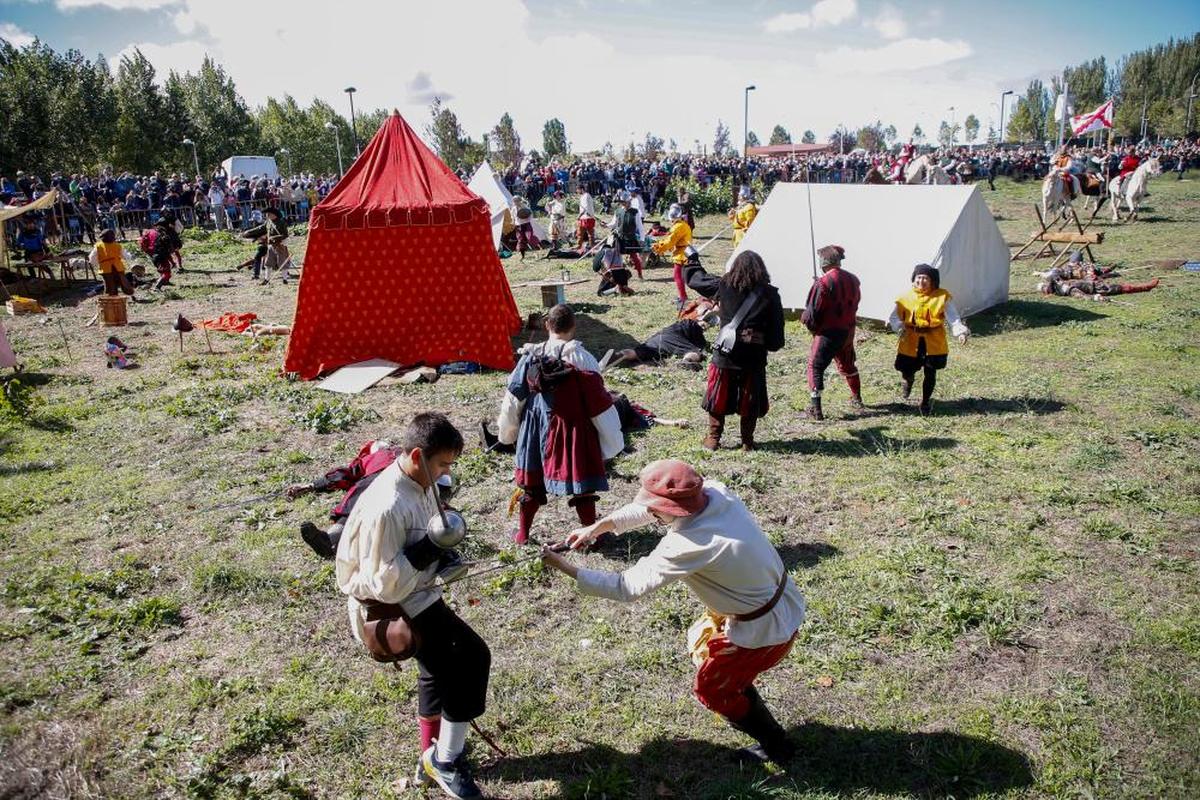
<box><xmin>730</xmin><ymin>202</ymin><xmax>758</xmax><ymax>247</ymax></box>
<box><xmin>651</xmin><ymin>219</ymin><xmax>693</xmax><ymax>302</ymax></box>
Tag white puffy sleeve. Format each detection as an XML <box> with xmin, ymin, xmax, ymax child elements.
<box><xmin>944</xmin><ymin>301</ymin><xmax>970</xmax><ymax>338</ymax></box>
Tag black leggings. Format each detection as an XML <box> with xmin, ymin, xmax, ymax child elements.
<box><xmin>411</xmin><ymin>599</ymin><xmax>491</xmax><ymax>722</ymax></box>
<box><xmin>901</xmin><ymin>366</ymin><xmax>937</xmax><ymax>403</ymax></box>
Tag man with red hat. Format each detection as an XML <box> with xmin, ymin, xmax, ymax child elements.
<box><xmin>541</xmin><ymin>459</ymin><xmax>806</xmax><ymax>766</ymax></box>
<box><xmin>800</xmin><ymin>244</ymin><xmax>863</xmax><ymax>420</ymax></box>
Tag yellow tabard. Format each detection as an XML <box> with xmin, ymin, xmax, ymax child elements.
<box><xmin>95</xmin><ymin>241</ymin><xmax>126</xmax><ymax>274</ymax></box>
<box><xmin>896</xmin><ymin>288</ymin><xmax>951</xmax><ymax>357</ymax></box>
<box><xmin>732</xmin><ymin>202</ymin><xmax>758</xmax><ymax>246</ymax></box>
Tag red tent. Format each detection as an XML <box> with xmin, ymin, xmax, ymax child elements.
<box><xmin>283</xmin><ymin>111</ymin><xmax>521</xmax><ymax>379</ymax></box>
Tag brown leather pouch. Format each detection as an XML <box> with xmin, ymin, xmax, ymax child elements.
<box><xmin>360</xmin><ymin>600</ymin><xmax>420</xmax><ymax>663</ymax></box>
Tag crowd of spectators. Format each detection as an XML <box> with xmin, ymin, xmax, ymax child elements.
<box><xmin>465</xmin><ymin>139</ymin><xmax>1200</xmax><ymax>215</ymax></box>
<box><xmin>4</xmin><ymin>138</ymin><xmax>1196</xmax><ymax>265</ymax></box>
<box><xmin>0</xmin><ymin>167</ymin><xmax>340</xmax><ymax>253</ymax></box>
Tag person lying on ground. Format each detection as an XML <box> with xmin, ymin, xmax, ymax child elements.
<box><xmin>611</xmin><ymin>315</ymin><xmax>714</xmax><ymax>368</ymax></box>
<box><xmin>1036</xmin><ymin>251</ymin><xmax>1117</xmax><ymax>281</ymax></box>
<box><xmin>541</xmin><ymin>459</ymin><xmax>805</xmax><ymax>767</ymax></box>
<box><xmin>1038</xmin><ymin>275</ymin><xmax>1159</xmax><ymax>301</ymax></box>
<box><xmin>287</xmin><ymin>438</ymin><xmax>463</xmax><ymax>583</ymax></box>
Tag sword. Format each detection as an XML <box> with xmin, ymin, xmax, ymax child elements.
<box><xmin>189</xmin><ymin>491</ymin><xmax>282</xmax><ymax>513</ymax></box>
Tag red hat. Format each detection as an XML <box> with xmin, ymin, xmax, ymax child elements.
<box><xmin>634</xmin><ymin>459</ymin><xmax>708</xmax><ymax>517</ymax></box>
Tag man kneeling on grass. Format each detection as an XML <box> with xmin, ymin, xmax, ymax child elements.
<box><xmin>541</xmin><ymin>459</ymin><xmax>805</xmax><ymax>765</ymax></box>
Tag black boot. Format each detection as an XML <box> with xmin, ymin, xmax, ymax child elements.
<box><xmin>300</xmin><ymin>521</ymin><xmax>337</xmax><ymax>560</ymax></box>
<box><xmin>478</xmin><ymin>419</ymin><xmax>514</xmax><ymax>454</ymax></box>
<box><xmin>800</xmin><ymin>395</ymin><xmax>823</xmax><ymax>421</ymax></box>
<box><xmin>728</xmin><ymin>687</ymin><xmax>795</xmax><ymax>766</ymax></box>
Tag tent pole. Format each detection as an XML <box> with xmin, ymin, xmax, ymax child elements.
<box><xmin>805</xmin><ymin>164</ymin><xmax>818</xmax><ymax>280</ymax></box>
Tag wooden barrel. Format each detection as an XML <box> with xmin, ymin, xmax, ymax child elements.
<box><xmin>98</xmin><ymin>295</ymin><xmax>128</xmax><ymax>327</ymax></box>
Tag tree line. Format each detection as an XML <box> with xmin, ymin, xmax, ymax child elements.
<box><xmin>1005</xmin><ymin>33</ymin><xmax>1199</xmax><ymax>142</ymax></box>
<box><xmin>3</xmin><ymin>31</ymin><xmax>1197</xmax><ymax>179</ymax></box>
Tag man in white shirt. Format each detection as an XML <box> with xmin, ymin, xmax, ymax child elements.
<box><xmin>207</xmin><ymin>183</ymin><xmax>227</xmax><ymax>230</ymax></box>
<box><xmin>576</xmin><ymin>184</ymin><xmax>596</xmax><ymax>249</ymax></box>
<box><xmin>336</xmin><ymin>413</ymin><xmax>488</xmax><ymax>799</ymax></box>
<box><xmin>542</xmin><ymin>459</ymin><xmax>805</xmax><ymax>765</ymax></box>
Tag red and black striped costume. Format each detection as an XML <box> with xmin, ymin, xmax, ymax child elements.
<box><xmin>802</xmin><ymin>266</ymin><xmax>862</xmax><ymax>398</ymax></box>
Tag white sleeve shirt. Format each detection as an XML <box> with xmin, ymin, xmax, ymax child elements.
<box><xmin>575</xmin><ymin>481</ymin><xmax>805</xmax><ymax>648</ymax></box>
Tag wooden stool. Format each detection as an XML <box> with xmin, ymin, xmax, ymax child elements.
<box><xmin>98</xmin><ymin>295</ymin><xmax>128</xmax><ymax>327</ymax></box>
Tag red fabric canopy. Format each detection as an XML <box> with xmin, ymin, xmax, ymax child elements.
<box><xmin>284</xmin><ymin>112</ymin><xmax>521</xmax><ymax>379</ymax></box>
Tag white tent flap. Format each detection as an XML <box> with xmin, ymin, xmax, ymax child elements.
<box><xmin>467</xmin><ymin>163</ymin><xmax>549</xmax><ymax>247</ymax></box>
<box><xmin>725</xmin><ymin>183</ymin><xmax>1010</xmax><ymax>321</ymax></box>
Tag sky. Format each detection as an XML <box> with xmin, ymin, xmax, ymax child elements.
<box><xmin>2</xmin><ymin>0</ymin><xmax>1197</xmax><ymax>153</ymax></box>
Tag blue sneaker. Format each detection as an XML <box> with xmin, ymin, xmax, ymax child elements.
<box><xmin>421</xmin><ymin>744</ymin><xmax>482</xmax><ymax>799</ymax></box>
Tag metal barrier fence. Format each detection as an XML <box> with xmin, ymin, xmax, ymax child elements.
<box><xmin>2</xmin><ymin>196</ymin><xmax>318</xmax><ymax>253</ymax></box>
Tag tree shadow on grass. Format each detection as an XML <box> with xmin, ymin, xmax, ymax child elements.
<box><xmin>757</xmin><ymin>426</ymin><xmax>957</xmax><ymax>458</ymax></box>
<box><xmin>970</xmin><ymin>299</ymin><xmax>1107</xmax><ymax>336</ymax></box>
<box><xmin>486</xmin><ymin>723</ymin><xmax>1033</xmax><ymax>799</ymax></box>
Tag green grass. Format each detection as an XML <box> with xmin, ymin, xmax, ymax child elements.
<box><xmin>0</xmin><ymin>175</ymin><xmax>1198</xmax><ymax>797</ymax></box>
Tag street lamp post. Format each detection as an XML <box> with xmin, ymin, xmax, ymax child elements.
<box><xmin>344</xmin><ymin>86</ymin><xmax>359</xmax><ymax>156</ymax></box>
<box><xmin>325</xmin><ymin>122</ymin><xmax>344</xmax><ymax>176</ymax></box>
<box><xmin>181</xmin><ymin>138</ymin><xmax>200</xmax><ymax>177</ymax></box>
<box><xmin>743</xmin><ymin>85</ymin><xmax>756</xmax><ymax>157</ymax></box>
<box><xmin>999</xmin><ymin>90</ymin><xmax>1013</xmax><ymax>145</ymax></box>
<box><xmin>278</xmin><ymin>148</ymin><xmax>292</xmax><ymax>177</ymax></box>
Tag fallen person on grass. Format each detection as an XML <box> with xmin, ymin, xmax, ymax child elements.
<box><xmin>1038</xmin><ymin>275</ymin><xmax>1159</xmax><ymax>301</ymax></box>
<box><xmin>287</xmin><ymin>438</ymin><xmax>463</xmax><ymax>585</ymax></box>
<box><xmin>541</xmin><ymin>459</ymin><xmax>805</xmax><ymax>767</ymax></box>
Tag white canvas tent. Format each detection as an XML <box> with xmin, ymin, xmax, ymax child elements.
<box><xmin>467</xmin><ymin>162</ymin><xmax>548</xmax><ymax>249</ymax></box>
<box><xmin>726</xmin><ymin>183</ymin><xmax>1010</xmax><ymax>321</ymax></box>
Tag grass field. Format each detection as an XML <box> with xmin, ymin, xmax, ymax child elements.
<box><xmin>1</xmin><ymin>174</ymin><xmax>1198</xmax><ymax>799</ymax></box>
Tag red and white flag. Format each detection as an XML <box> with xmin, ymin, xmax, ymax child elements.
<box><xmin>1071</xmin><ymin>100</ymin><xmax>1114</xmax><ymax>136</ymax></box>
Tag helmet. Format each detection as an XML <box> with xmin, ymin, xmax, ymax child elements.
<box><xmin>616</xmin><ymin>190</ymin><xmax>631</xmax><ymax>203</ymax></box>
<box><xmin>666</xmin><ymin>203</ymin><xmax>683</xmax><ymax>222</ymax></box>
<box><xmin>738</xmin><ymin>186</ymin><xmax>753</xmax><ymax>202</ymax></box>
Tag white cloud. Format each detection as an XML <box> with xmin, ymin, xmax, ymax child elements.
<box><xmin>826</xmin><ymin>37</ymin><xmax>972</xmax><ymax>74</ymax></box>
<box><xmin>765</xmin><ymin>0</ymin><xmax>857</xmax><ymax>33</ymax></box>
<box><xmin>56</xmin><ymin>0</ymin><xmax>180</xmax><ymax>9</ymax></box>
<box><xmin>107</xmin><ymin>1</ymin><xmax>991</xmax><ymax>156</ymax></box>
<box><xmin>812</xmin><ymin>0</ymin><xmax>857</xmax><ymax>26</ymax></box>
<box><xmin>109</xmin><ymin>39</ymin><xmax>210</xmax><ymax>76</ymax></box>
<box><xmin>0</xmin><ymin>23</ymin><xmax>36</xmax><ymax>47</ymax></box>
<box><xmin>765</xmin><ymin>12</ymin><xmax>813</xmax><ymax>33</ymax></box>
<box><xmin>868</xmin><ymin>3</ymin><xmax>907</xmax><ymax>39</ymax></box>
<box><xmin>172</xmin><ymin>10</ymin><xmax>197</xmax><ymax>35</ymax></box>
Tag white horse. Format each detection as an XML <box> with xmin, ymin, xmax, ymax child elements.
<box><xmin>904</xmin><ymin>155</ymin><xmax>955</xmax><ymax>185</ymax></box>
<box><xmin>1109</xmin><ymin>157</ymin><xmax>1162</xmax><ymax>221</ymax></box>
<box><xmin>1042</xmin><ymin>167</ymin><xmax>1073</xmax><ymax>220</ymax></box>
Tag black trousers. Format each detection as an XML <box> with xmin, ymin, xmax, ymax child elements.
<box><xmin>411</xmin><ymin>599</ymin><xmax>490</xmax><ymax>722</ymax></box>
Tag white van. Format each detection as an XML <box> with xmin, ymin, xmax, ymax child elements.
<box><xmin>221</xmin><ymin>156</ymin><xmax>279</xmax><ymax>183</ymax></box>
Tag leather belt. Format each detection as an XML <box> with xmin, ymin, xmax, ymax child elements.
<box><xmin>732</xmin><ymin>573</ymin><xmax>788</xmax><ymax>622</ymax></box>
